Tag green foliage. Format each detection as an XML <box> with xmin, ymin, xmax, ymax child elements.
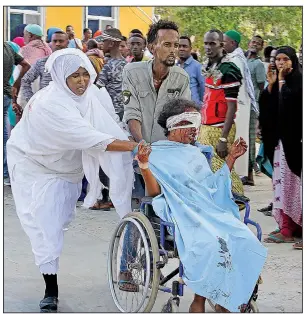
<box><xmin>155</xmin><ymin>6</ymin><xmax>302</xmax><ymax>55</ymax></box>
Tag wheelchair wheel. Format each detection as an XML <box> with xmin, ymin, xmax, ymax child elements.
<box><xmin>207</xmin><ymin>299</ymin><xmax>259</xmax><ymax>313</ymax></box>
<box><xmin>108</xmin><ymin>212</ymin><xmax>161</xmax><ymax>312</ymax></box>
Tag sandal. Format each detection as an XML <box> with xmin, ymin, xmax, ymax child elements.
<box><xmin>241</xmin><ymin>177</ymin><xmax>255</xmax><ymax>186</ymax></box>
<box><xmin>89</xmin><ymin>200</ymin><xmax>113</xmax><ymax>211</ymax></box>
<box><xmin>264</xmin><ymin>233</ymin><xmax>295</xmax><ymax>243</ymax></box>
<box><xmin>118</xmin><ymin>271</ymin><xmax>139</xmax><ymax>292</ymax></box>
<box><xmin>293</xmin><ymin>241</ymin><xmax>302</xmax><ymax>250</ymax></box>
<box><xmin>258</xmin><ymin>204</ymin><xmax>272</xmax><ymax>213</ymax></box>
<box><xmin>268</xmin><ymin>228</ymin><xmax>280</xmax><ymax>236</ymax></box>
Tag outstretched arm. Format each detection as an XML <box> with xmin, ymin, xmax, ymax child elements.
<box><xmin>137</xmin><ymin>143</ymin><xmax>161</xmax><ymax>197</ymax></box>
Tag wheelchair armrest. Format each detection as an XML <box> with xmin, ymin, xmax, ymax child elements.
<box><xmin>140</xmin><ymin>196</ymin><xmax>153</xmax><ymax>210</ymax></box>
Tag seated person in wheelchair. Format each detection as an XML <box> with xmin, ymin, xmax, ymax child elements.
<box><xmin>135</xmin><ymin>98</ymin><xmax>267</xmax><ymax>313</ymax></box>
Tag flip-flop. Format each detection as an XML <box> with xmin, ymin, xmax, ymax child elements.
<box><xmin>268</xmin><ymin>229</ymin><xmax>280</xmax><ymax>236</ymax></box>
<box><xmin>264</xmin><ymin>233</ymin><xmax>295</xmax><ymax>243</ymax></box>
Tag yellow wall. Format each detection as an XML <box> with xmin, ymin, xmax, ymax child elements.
<box><xmin>119</xmin><ymin>7</ymin><xmax>153</xmax><ymax>37</ymax></box>
<box><xmin>45</xmin><ymin>7</ymin><xmax>84</xmax><ymax>38</ymax></box>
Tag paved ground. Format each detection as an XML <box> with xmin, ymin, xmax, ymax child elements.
<box><xmin>4</xmin><ymin>173</ymin><xmax>302</xmax><ymax>313</ymax></box>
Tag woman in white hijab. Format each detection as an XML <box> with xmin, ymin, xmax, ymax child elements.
<box><xmin>7</xmin><ymin>49</ymin><xmax>137</xmax><ymax>313</ymax></box>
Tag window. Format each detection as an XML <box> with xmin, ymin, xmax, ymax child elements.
<box><xmin>7</xmin><ymin>6</ymin><xmax>44</xmax><ymax>40</ymax></box>
<box><xmin>85</xmin><ymin>6</ymin><xmax>118</xmax><ymax>35</ymax></box>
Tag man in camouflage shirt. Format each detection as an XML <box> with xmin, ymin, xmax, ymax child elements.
<box><xmin>96</xmin><ymin>28</ymin><xmax>127</xmax><ymax>121</ymax></box>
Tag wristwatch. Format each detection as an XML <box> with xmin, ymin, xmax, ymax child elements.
<box><xmin>219</xmin><ymin>137</ymin><xmax>228</xmax><ymax>143</ymax></box>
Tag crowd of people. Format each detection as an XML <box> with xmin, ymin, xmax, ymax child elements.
<box><xmin>3</xmin><ymin>18</ymin><xmax>302</xmax><ymax>313</ymax></box>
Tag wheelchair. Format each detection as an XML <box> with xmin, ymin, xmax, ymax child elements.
<box><xmin>107</xmin><ymin>195</ymin><xmax>262</xmax><ymax>313</ymax></box>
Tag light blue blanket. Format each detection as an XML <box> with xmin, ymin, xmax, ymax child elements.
<box><xmin>149</xmin><ymin>140</ymin><xmax>267</xmax><ymax>312</ymax></box>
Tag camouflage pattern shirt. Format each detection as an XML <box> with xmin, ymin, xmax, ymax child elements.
<box><xmin>96</xmin><ymin>57</ymin><xmax>127</xmax><ymax>114</ymax></box>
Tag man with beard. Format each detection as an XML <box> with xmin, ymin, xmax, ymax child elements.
<box><xmin>128</xmin><ymin>33</ymin><xmax>151</xmax><ymax>62</ymax></box>
<box><xmin>119</xmin><ymin>19</ymin><xmax>190</xmax><ymax>291</ymax></box>
<box><xmin>178</xmin><ymin>35</ymin><xmax>204</xmax><ymax>108</ymax></box>
<box><xmin>123</xmin><ymin>20</ymin><xmax>191</xmax><ymax>144</ymax></box>
<box><xmin>197</xmin><ymin>29</ymin><xmax>245</xmax><ymax>198</ymax></box>
<box><xmin>123</xmin><ymin>19</ymin><xmax>191</xmax><ymax>207</ymax></box>
<box><xmin>244</xmin><ymin>35</ymin><xmax>266</xmax><ymax>186</ymax></box>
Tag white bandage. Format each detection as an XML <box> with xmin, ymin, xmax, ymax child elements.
<box><xmin>166</xmin><ymin>112</ymin><xmax>201</xmax><ymax>131</ymax></box>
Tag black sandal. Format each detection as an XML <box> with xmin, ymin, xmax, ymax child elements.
<box><xmin>258</xmin><ymin>203</ymin><xmax>273</xmax><ymax>213</ymax></box>
<box><xmin>39</xmin><ymin>296</ymin><xmax>58</xmax><ymax>313</ymax></box>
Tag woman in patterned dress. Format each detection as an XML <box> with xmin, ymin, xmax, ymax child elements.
<box><xmin>259</xmin><ymin>46</ymin><xmax>302</xmax><ymax>247</ymax></box>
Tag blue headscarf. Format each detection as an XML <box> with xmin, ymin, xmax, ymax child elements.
<box><xmin>8</xmin><ymin>41</ymin><xmax>20</xmax><ymax>53</ymax></box>
<box><xmin>47</xmin><ymin>27</ymin><xmax>62</xmax><ymax>42</ymax></box>
<box><xmin>8</xmin><ymin>41</ymin><xmax>20</xmax><ymax>86</ymax></box>
<box><xmin>14</xmin><ymin>24</ymin><xmax>27</xmax><ymax>38</ymax></box>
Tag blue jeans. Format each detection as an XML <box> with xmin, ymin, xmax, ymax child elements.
<box><xmin>120</xmin><ymin>222</ymin><xmax>138</xmax><ymax>272</ymax></box>
<box><xmin>120</xmin><ymin>168</ymin><xmax>145</xmax><ymax>272</ymax></box>
<box><xmin>4</xmin><ymin>95</ymin><xmax>11</xmax><ymax>179</ymax></box>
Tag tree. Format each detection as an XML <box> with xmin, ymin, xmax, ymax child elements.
<box><xmin>155</xmin><ymin>6</ymin><xmax>302</xmax><ymax>55</ymax></box>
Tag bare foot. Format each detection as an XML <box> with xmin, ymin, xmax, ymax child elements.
<box><xmin>215</xmin><ymin>304</ymin><xmax>230</xmax><ymax>313</ymax></box>
<box><xmin>189</xmin><ymin>295</ymin><xmax>205</xmax><ymax>312</ymax></box>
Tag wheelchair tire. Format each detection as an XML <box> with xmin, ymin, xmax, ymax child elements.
<box><xmin>108</xmin><ymin>212</ymin><xmax>161</xmax><ymax>312</ymax></box>
<box><xmin>249</xmin><ymin>300</ymin><xmax>259</xmax><ymax>312</ymax></box>
<box><xmin>207</xmin><ymin>299</ymin><xmax>259</xmax><ymax>313</ymax></box>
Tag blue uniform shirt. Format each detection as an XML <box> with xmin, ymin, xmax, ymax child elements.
<box><xmin>178</xmin><ymin>56</ymin><xmax>205</xmax><ymax>108</ymax></box>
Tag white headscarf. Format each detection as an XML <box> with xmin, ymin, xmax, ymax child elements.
<box><xmin>45</xmin><ymin>48</ymin><xmax>98</xmax><ymax>114</ymax></box>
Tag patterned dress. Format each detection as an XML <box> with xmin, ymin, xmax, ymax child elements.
<box><xmin>272</xmin><ymin>141</ymin><xmax>302</xmax><ymax>235</ymax></box>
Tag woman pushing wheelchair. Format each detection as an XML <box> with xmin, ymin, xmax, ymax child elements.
<box><xmin>134</xmin><ymin>99</ymin><xmax>267</xmax><ymax>313</ymax></box>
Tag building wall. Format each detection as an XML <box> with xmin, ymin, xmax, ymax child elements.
<box><xmin>45</xmin><ymin>6</ymin><xmax>84</xmax><ymax>38</ymax></box>
<box><xmin>4</xmin><ymin>7</ymin><xmax>8</xmax><ymax>41</ymax></box>
<box><xmin>118</xmin><ymin>7</ymin><xmax>154</xmax><ymax>37</ymax></box>
<box><xmin>6</xmin><ymin>6</ymin><xmax>154</xmax><ymax>41</ymax></box>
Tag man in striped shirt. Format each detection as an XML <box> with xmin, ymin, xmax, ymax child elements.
<box><xmin>20</xmin><ymin>31</ymin><xmax>69</xmax><ymax>104</ymax></box>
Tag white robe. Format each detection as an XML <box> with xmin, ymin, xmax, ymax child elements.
<box><xmin>7</xmin><ymin>49</ymin><xmax>134</xmax><ymax>271</ymax></box>
<box><xmin>223</xmin><ymin>52</ymin><xmax>251</xmax><ymax>177</ymax></box>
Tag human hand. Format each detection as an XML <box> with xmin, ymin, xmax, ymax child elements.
<box><xmin>278</xmin><ymin>62</ymin><xmax>293</xmax><ymax>80</ymax></box>
<box><xmin>12</xmin><ymin>102</ymin><xmax>23</xmax><ymax>116</ymax></box>
<box><xmin>216</xmin><ymin>141</ymin><xmax>228</xmax><ymax>159</ymax></box>
<box><xmin>136</xmin><ymin>141</ymin><xmax>152</xmax><ymax>164</ymax></box>
<box><xmin>229</xmin><ymin>137</ymin><xmax>248</xmax><ymax>159</ymax></box>
<box><xmin>267</xmin><ymin>63</ymin><xmax>277</xmax><ymax>85</ymax></box>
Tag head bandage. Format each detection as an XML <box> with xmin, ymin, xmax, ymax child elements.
<box><xmin>166</xmin><ymin>112</ymin><xmax>201</xmax><ymax>131</ymax></box>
